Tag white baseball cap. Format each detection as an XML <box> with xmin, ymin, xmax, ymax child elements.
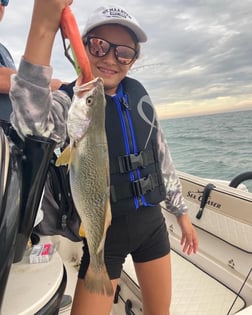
<box><xmin>82</xmin><ymin>5</ymin><xmax>147</xmax><ymax>43</ymax></box>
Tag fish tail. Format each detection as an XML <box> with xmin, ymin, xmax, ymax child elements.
<box><xmin>84</xmin><ymin>265</ymin><xmax>114</xmax><ymax>296</ymax></box>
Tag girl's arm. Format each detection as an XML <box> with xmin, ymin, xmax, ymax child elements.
<box><xmin>9</xmin><ymin>0</ymin><xmax>73</xmax><ymax>144</ymax></box>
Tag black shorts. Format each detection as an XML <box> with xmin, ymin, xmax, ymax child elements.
<box><xmin>78</xmin><ymin>205</ymin><xmax>170</xmax><ymax>280</ymax></box>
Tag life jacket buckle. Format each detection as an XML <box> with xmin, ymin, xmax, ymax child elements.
<box><xmin>118</xmin><ymin>152</ymin><xmax>144</xmax><ymax>173</ymax></box>
<box><xmin>132</xmin><ymin>174</ymin><xmax>154</xmax><ymax>197</ymax></box>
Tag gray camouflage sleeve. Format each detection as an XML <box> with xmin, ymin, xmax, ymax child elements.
<box><xmin>157</xmin><ymin>120</ymin><xmax>188</xmax><ymax>217</ymax></box>
<box><xmin>9</xmin><ymin>58</ymin><xmax>71</xmax><ymax>145</ymax></box>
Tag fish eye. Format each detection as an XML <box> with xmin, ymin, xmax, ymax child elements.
<box><xmin>86</xmin><ymin>96</ymin><xmax>94</xmax><ymax>106</ymax></box>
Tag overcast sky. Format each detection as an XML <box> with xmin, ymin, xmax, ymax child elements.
<box><xmin>1</xmin><ymin>0</ymin><xmax>252</xmax><ymax>118</ymax></box>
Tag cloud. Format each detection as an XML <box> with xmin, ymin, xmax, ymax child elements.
<box><xmin>1</xmin><ymin>0</ymin><xmax>252</xmax><ymax>117</ymax></box>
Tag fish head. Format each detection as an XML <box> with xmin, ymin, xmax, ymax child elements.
<box><xmin>67</xmin><ymin>77</ymin><xmax>105</xmax><ymax>147</ymax></box>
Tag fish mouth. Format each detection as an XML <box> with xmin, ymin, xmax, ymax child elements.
<box><xmin>74</xmin><ymin>77</ymin><xmax>104</xmax><ymax>96</ymax></box>
<box><xmin>83</xmin><ymin>77</ymin><xmax>103</xmax><ymax>90</ymax></box>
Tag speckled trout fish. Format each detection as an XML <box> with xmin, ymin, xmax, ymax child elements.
<box><xmin>56</xmin><ymin>77</ymin><xmax>113</xmax><ymax>296</ymax></box>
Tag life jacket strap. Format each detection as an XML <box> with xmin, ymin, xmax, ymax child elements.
<box><xmin>110</xmin><ymin>173</ymin><xmax>160</xmax><ymax>203</ymax></box>
<box><xmin>110</xmin><ymin>147</ymin><xmax>156</xmax><ymax>174</ymax></box>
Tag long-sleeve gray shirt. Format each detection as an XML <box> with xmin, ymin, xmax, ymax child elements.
<box><xmin>10</xmin><ymin>58</ymin><xmax>188</xmax><ymax>217</ymax></box>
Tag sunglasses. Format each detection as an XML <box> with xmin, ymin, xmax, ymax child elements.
<box><xmin>83</xmin><ymin>36</ymin><xmax>137</xmax><ymax>65</ymax></box>
<box><xmin>1</xmin><ymin>0</ymin><xmax>9</xmax><ymax>6</ymax></box>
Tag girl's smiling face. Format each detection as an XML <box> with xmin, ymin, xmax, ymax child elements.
<box><xmin>85</xmin><ymin>24</ymin><xmax>138</xmax><ymax>96</ymax></box>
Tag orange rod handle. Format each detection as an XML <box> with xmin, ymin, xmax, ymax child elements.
<box><xmin>60</xmin><ymin>6</ymin><xmax>93</xmax><ymax>83</ymax></box>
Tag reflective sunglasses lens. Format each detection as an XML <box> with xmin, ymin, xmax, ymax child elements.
<box><xmin>89</xmin><ymin>38</ymin><xmax>110</xmax><ymax>57</ymax></box>
<box><xmin>116</xmin><ymin>46</ymin><xmax>136</xmax><ymax>65</ymax></box>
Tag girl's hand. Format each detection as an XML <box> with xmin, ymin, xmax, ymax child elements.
<box><xmin>32</xmin><ymin>0</ymin><xmax>73</xmax><ymax>34</ymax></box>
<box><xmin>24</xmin><ymin>0</ymin><xmax>73</xmax><ymax>66</ymax></box>
<box><xmin>177</xmin><ymin>213</ymin><xmax>198</xmax><ymax>255</ymax></box>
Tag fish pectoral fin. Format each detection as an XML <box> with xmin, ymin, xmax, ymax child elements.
<box><xmin>96</xmin><ymin>193</ymin><xmax>111</xmax><ymax>254</ymax></box>
<box><xmin>55</xmin><ymin>145</ymin><xmax>76</xmax><ymax>171</ymax></box>
<box><xmin>55</xmin><ymin>145</ymin><xmax>71</xmax><ymax>166</ymax></box>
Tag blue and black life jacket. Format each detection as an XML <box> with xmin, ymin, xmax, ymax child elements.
<box><xmin>106</xmin><ymin>77</ymin><xmax>166</xmax><ymax>216</ymax></box>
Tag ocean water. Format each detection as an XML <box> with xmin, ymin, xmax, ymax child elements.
<box><xmin>160</xmin><ymin>110</ymin><xmax>252</xmax><ymax>192</ymax></box>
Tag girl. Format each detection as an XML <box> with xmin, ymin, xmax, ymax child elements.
<box><xmin>10</xmin><ymin>1</ymin><xmax>198</xmax><ymax>314</ymax></box>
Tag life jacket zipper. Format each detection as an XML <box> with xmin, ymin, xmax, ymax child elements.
<box><xmin>113</xmin><ymin>84</ymin><xmax>149</xmax><ymax>208</ymax></box>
